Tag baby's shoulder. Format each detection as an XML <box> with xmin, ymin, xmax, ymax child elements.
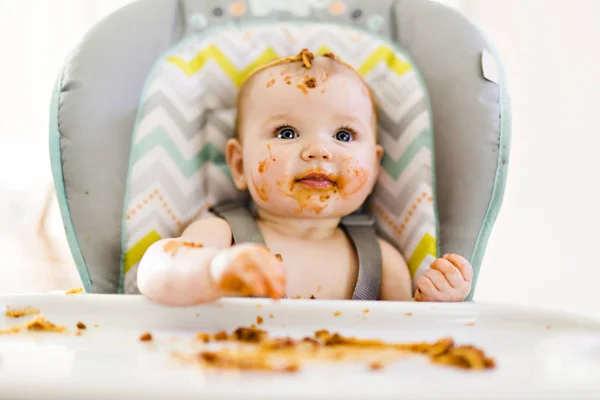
<box><xmin>180</xmin><ymin>217</ymin><xmax>233</xmax><ymax>249</ymax></box>
<box><xmin>377</xmin><ymin>237</ymin><xmax>407</xmax><ymax>265</ymax></box>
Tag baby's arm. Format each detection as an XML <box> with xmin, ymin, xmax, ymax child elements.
<box><xmin>137</xmin><ymin>217</ymin><xmax>232</xmax><ymax>306</ymax></box>
<box><xmin>379</xmin><ymin>238</ymin><xmax>413</xmax><ymax>301</ymax></box>
<box><xmin>137</xmin><ymin>217</ymin><xmax>286</xmax><ymax>306</ymax></box>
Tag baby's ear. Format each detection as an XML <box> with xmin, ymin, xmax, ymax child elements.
<box><xmin>225</xmin><ymin>138</ymin><xmax>247</xmax><ymax>190</ymax></box>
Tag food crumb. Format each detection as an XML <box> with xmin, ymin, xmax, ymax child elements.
<box><xmin>5</xmin><ymin>307</ymin><xmax>40</xmax><ymax>318</ymax></box>
<box><xmin>76</xmin><ymin>322</ymin><xmax>86</xmax><ymax>330</ymax></box>
<box><xmin>283</xmin><ymin>364</ymin><xmax>300</xmax><ymax>373</ymax></box>
<box><xmin>0</xmin><ymin>315</ymin><xmax>67</xmax><ymax>335</ymax></box>
<box><xmin>404</xmin><ymin>312</ymin><xmax>413</xmax><ymax>317</ymax></box>
<box><xmin>139</xmin><ymin>332</ymin><xmax>152</xmax><ymax>342</ymax></box>
<box><xmin>266</xmin><ymin>78</ymin><xmax>276</xmax><ymax>88</ymax></box>
<box><xmin>256</xmin><ymin>316</ymin><xmax>264</xmax><ymax>325</ymax></box>
<box><xmin>296</xmin><ymin>83</ymin><xmax>308</xmax><ymax>95</ymax></box>
<box><xmin>305</xmin><ymin>77</ymin><xmax>316</xmax><ymax>88</ymax></box>
<box><xmin>66</xmin><ymin>288</ymin><xmax>84</xmax><ymax>295</ymax></box>
<box><xmin>369</xmin><ymin>362</ymin><xmax>384</xmax><ymax>371</ymax></box>
<box><xmin>310</xmin><ymin>295</ymin><xmax>316</xmax><ymax>299</ymax></box>
<box><xmin>269</xmin><ymin>314</ymin><xmax>274</xmax><ymax>319</ymax></box>
<box><xmin>333</xmin><ymin>311</ymin><xmax>342</xmax><ymax>317</ymax></box>
<box><xmin>214</xmin><ymin>331</ymin><xmax>228</xmax><ymax>341</ymax></box>
<box><xmin>75</xmin><ymin>331</ymin><xmax>83</xmax><ymax>336</ymax></box>
<box><xmin>465</xmin><ymin>322</ymin><xmax>476</xmax><ymax>327</ymax></box>
<box><xmin>363</xmin><ymin>308</ymin><xmax>370</xmax><ymax>314</ymax></box>
<box><xmin>94</xmin><ymin>324</ymin><xmax>99</xmax><ymax>328</ymax></box>
<box><xmin>274</xmin><ymin>254</ymin><xmax>283</xmax><ymax>262</ymax></box>
<box><xmin>196</xmin><ymin>333</ymin><xmax>211</xmax><ymax>343</ymax></box>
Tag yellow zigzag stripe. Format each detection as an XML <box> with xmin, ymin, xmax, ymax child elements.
<box><xmin>358</xmin><ymin>46</ymin><xmax>412</xmax><ymax>76</ymax></box>
<box><xmin>168</xmin><ymin>44</ymin><xmax>412</xmax><ymax>83</ymax></box>
<box><xmin>124</xmin><ymin>230</ymin><xmax>162</xmax><ymax>274</ymax></box>
<box><xmin>408</xmin><ymin>233</ymin><xmax>437</xmax><ymax>277</ymax></box>
<box><xmin>167</xmin><ymin>45</ymin><xmax>279</xmax><ymax>86</ymax></box>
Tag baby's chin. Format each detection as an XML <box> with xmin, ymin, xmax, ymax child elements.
<box><xmin>251</xmin><ymin>194</ymin><xmax>365</xmax><ymax>220</ymax></box>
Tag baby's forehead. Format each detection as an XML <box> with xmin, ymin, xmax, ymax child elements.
<box><xmin>246</xmin><ymin>57</ymin><xmax>364</xmax><ymax>90</ymax></box>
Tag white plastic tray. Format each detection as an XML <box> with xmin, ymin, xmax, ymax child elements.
<box><xmin>1</xmin><ymin>293</ymin><xmax>600</xmax><ymax>400</ymax></box>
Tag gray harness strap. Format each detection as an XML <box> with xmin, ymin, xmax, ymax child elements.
<box><xmin>210</xmin><ymin>203</ymin><xmax>382</xmax><ymax>301</ymax></box>
<box><xmin>340</xmin><ymin>215</ymin><xmax>382</xmax><ymax>301</ymax></box>
<box><xmin>210</xmin><ymin>202</ymin><xmax>267</xmax><ymax>246</ymax></box>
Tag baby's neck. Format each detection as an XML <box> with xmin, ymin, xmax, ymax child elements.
<box><xmin>256</xmin><ymin>208</ymin><xmax>340</xmax><ymax>240</ymax></box>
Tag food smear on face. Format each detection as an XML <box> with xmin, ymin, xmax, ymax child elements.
<box><xmin>336</xmin><ymin>158</ymin><xmax>369</xmax><ymax>199</ymax></box>
<box><xmin>252</xmin><ymin>176</ymin><xmax>270</xmax><ymax>202</ymax></box>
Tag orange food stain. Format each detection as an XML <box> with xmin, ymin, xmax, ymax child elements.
<box><xmin>258</xmin><ymin>160</ymin><xmax>269</xmax><ymax>174</ymax></box>
<box><xmin>296</xmin><ymin>84</ymin><xmax>308</xmax><ymax>95</ymax></box>
<box><xmin>336</xmin><ymin>159</ymin><xmax>369</xmax><ymax>200</ymax></box>
<box><xmin>163</xmin><ymin>240</ymin><xmax>203</xmax><ymax>256</ymax></box>
<box><xmin>266</xmin><ymin>78</ymin><xmax>276</xmax><ymax>88</ymax></box>
<box><xmin>252</xmin><ymin>176</ymin><xmax>269</xmax><ymax>202</ymax></box>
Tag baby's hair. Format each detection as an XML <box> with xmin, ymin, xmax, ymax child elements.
<box><xmin>234</xmin><ymin>48</ymin><xmax>379</xmax><ymax>140</ymax></box>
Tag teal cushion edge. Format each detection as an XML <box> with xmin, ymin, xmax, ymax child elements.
<box><xmin>49</xmin><ymin>66</ymin><xmax>93</xmax><ymax>293</ymax></box>
<box><xmin>466</xmin><ymin>31</ymin><xmax>512</xmax><ymax>301</ymax></box>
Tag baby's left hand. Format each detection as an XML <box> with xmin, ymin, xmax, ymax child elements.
<box><xmin>413</xmin><ymin>254</ymin><xmax>473</xmax><ymax>302</ymax></box>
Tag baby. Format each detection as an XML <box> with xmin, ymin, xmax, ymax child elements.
<box><xmin>137</xmin><ymin>50</ymin><xmax>473</xmax><ymax>306</ymax></box>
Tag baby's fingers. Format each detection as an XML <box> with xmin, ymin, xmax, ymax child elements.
<box><xmin>430</xmin><ymin>258</ymin><xmax>464</xmax><ymax>288</ymax></box>
<box><xmin>414</xmin><ymin>275</ymin><xmax>440</xmax><ymax>301</ymax></box>
<box><xmin>442</xmin><ymin>254</ymin><xmax>473</xmax><ymax>282</ymax></box>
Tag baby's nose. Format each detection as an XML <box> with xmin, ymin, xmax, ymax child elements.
<box><xmin>301</xmin><ymin>142</ymin><xmax>333</xmax><ymax>161</ymax></box>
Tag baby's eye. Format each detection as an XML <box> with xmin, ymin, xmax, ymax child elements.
<box><xmin>275</xmin><ymin>126</ymin><xmax>298</xmax><ymax>139</ymax></box>
<box><xmin>334</xmin><ymin>129</ymin><xmax>353</xmax><ymax>142</ymax></box>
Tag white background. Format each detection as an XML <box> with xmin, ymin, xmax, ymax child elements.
<box><xmin>0</xmin><ymin>0</ymin><xmax>599</xmax><ymax>318</ymax></box>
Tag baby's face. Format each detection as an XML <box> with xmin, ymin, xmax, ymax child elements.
<box><xmin>227</xmin><ymin>57</ymin><xmax>383</xmax><ymax>219</ymax></box>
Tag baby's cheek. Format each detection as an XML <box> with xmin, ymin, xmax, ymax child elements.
<box><xmin>249</xmin><ymin>145</ymin><xmax>288</xmax><ymax>203</ymax></box>
<box><xmin>337</xmin><ymin>157</ymin><xmax>371</xmax><ymax>199</ymax></box>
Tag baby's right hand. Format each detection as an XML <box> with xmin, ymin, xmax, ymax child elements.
<box><xmin>208</xmin><ymin>244</ymin><xmax>286</xmax><ymax>299</ymax></box>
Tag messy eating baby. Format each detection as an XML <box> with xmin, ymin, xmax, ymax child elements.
<box><xmin>137</xmin><ymin>50</ymin><xmax>473</xmax><ymax>306</ymax></box>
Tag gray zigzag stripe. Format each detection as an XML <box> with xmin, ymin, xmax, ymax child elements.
<box><xmin>161</xmin><ymin>68</ymin><xmax>236</xmax><ymax>107</ymax></box>
<box><xmin>127</xmin><ymin>209</ymin><xmax>182</xmax><ymax>242</ymax></box>
<box><xmin>403</xmin><ymin>213</ymin><xmax>435</xmax><ymax>247</ymax></box>
<box><xmin>140</xmin><ymin>91</ymin><xmax>234</xmax><ymax>141</ymax></box>
<box><xmin>130</xmin><ymin>164</ymin><xmax>236</xmax><ymax>214</ymax></box>
<box><xmin>373</xmin><ymin>168</ymin><xmax>432</xmax><ymax>218</ymax></box>
<box><xmin>370</xmin><ymin>205</ymin><xmax>432</xmax><ymax>254</ymax></box>
<box><xmin>374</xmin><ymin>209</ymin><xmax>427</xmax><ymax>247</ymax></box>
<box><xmin>378</xmin><ymin>98</ymin><xmax>429</xmax><ymax>141</ymax></box>
<box><xmin>369</xmin><ymin>76</ymin><xmax>419</xmax><ymax>109</ymax></box>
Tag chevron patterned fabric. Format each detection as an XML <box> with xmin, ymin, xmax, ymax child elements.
<box><xmin>121</xmin><ymin>24</ymin><xmax>439</xmax><ymax>294</ymax></box>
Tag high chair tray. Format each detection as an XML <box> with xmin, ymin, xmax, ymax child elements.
<box><xmin>0</xmin><ymin>293</ymin><xmax>599</xmax><ymax>400</ymax></box>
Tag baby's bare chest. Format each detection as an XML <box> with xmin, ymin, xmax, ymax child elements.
<box><xmin>261</xmin><ymin>230</ymin><xmax>359</xmax><ymax>300</ymax></box>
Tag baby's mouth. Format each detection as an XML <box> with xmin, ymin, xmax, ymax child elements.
<box><xmin>294</xmin><ymin>172</ymin><xmax>337</xmax><ymax>189</ymax></box>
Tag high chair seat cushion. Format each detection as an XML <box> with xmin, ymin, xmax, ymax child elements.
<box><xmin>49</xmin><ymin>0</ymin><xmax>510</xmax><ymax>299</ymax></box>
